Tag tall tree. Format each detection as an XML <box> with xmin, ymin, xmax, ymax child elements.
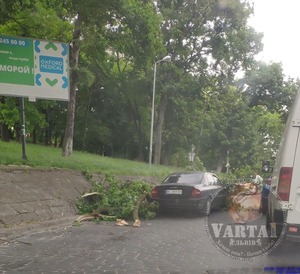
<box><xmin>62</xmin><ymin>0</ymin><xmax>163</xmax><ymax>157</ymax></box>
<box><xmin>243</xmin><ymin>61</ymin><xmax>299</xmax><ymax>118</ymax></box>
<box><xmin>198</xmin><ymin>86</ymin><xmax>258</xmax><ymax>172</ymax></box>
<box><xmin>62</xmin><ymin>12</ymin><xmax>82</xmax><ymax>156</ymax></box>
<box><xmin>152</xmin><ymin>0</ymin><xmax>263</xmax><ymax>164</ymax></box>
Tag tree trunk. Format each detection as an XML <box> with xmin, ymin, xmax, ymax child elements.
<box><xmin>32</xmin><ymin>127</ymin><xmax>37</xmax><ymax>144</ymax></box>
<box><xmin>54</xmin><ymin>135</ymin><xmax>58</xmax><ymax>147</ymax></box>
<box><xmin>15</xmin><ymin>123</ymin><xmax>20</xmax><ymax>142</ymax></box>
<box><xmin>0</xmin><ymin>97</ymin><xmax>10</xmax><ymax>142</ymax></box>
<box><xmin>153</xmin><ymin>93</ymin><xmax>168</xmax><ymax>165</ymax></box>
<box><xmin>45</xmin><ymin>108</ymin><xmax>50</xmax><ymax>146</ymax></box>
<box><xmin>1</xmin><ymin>123</ymin><xmax>10</xmax><ymax>142</ymax></box>
<box><xmin>126</xmin><ymin>97</ymin><xmax>144</xmax><ymax>161</ymax></box>
<box><xmin>62</xmin><ymin>15</ymin><xmax>82</xmax><ymax>157</ymax></box>
<box><xmin>136</xmin><ymin>129</ymin><xmax>145</xmax><ymax>161</ymax></box>
<box><xmin>216</xmin><ymin>148</ymin><xmax>227</xmax><ymax>173</ymax></box>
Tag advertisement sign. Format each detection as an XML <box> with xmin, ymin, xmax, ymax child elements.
<box><xmin>0</xmin><ymin>35</ymin><xmax>69</xmax><ymax>101</ymax></box>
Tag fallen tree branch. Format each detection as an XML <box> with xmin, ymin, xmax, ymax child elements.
<box><xmin>74</xmin><ymin>208</ymin><xmax>116</xmax><ymax>224</ymax></box>
<box><xmin>82</xmin><ymin>192</ymin><xmax>99</xmax><ymax>198</ymax></box>
<box><xmin>132</xmin><ymin>192</ymin><xmax>148</xmax><ymax>226</ymax></box>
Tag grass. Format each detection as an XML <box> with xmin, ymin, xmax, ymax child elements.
<box><xmin>0</xmin><ymin>140</ymin><xmax>179</xmax><ymax>179</ymax></box>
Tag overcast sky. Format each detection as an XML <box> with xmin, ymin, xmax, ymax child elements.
<box><xmin>248</xmin><ymin>0</ymin><xmax>300</xmax><ymax>79</ymax></box>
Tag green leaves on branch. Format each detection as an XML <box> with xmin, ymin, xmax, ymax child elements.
<box><xmin>0</xmin><ymin>98</ymin><xmax>19</xmax><ymax>128</ymax></box>
<box><xmin>76</xmin><ymin>174</ymin><xmax>159</xmax><ymax>220</ymax></box>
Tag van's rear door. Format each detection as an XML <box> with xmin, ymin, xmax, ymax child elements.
<box><xmin>286</xmin><ymin>120</ymin><xmax>300</xmax><ymax>224</ymax></box>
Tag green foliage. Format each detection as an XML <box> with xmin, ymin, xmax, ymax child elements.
<box><xmin>231</xmin><ymin>165</ymin><xmax>254</xmax><ymax>180</ymax></box>
<box><xmin>82</xmin><ymin>167</ymin><xmax>92</xmax><ymax>180</ymax></box>
<box><xmin>0</xmin><ymin>0</ymin><xmax>298</xmax><ymax>177</ymax></box>
<box><xmin>0</xmin><ymin>0</ymin><xmax>73</xmax><ymax>40</ymax></box>
<box><xmin>185</xmin><ymin>157</ymin><xmax>205</xmax><ymax>171</ymax></box>
<box><xmin>244</xmin><ymin>61</ymin><xmax>299</xmax><ymax>115</ymax></box>
<box><xmin>217</xmin><ymin>172</ymin><xmax>238</xmax><ymax>186</ymax></box>
<box><xmin>0</xmin><ymin>98</ymin><xmax>19</xmax><ymax>128</ymax></box>
<box><xmin>196</xmin><ymin>86</ymin><xmax>258</xmax><ymax>171</ymax></box>
<box><xmin>169</xmin><ymin>149</ymin><xmax>205</xmax><ymax>171</ymax></box>
<box><xmin>25</xmin><ymin>100</ymin><xmax>47</xmax><ymax>134</ymax></box>
<box><xmin>169</xmin><ymin>149</ymin><xmax>190</xmax><ymax>168</ymax></box>
<box><xmin>76</xmin><ymin>194</ymin><xmax>98</xmax><ymax>215</ymax></box>
<box><xmin>254</xmin><ymin>106</ymin><xmax>284</xmax><ymax>159</ymax></box>
<box><xmin>76</xmin><ymin>174</ymin><xmax>159</xmax><ymax>220</ymax></box>
<box><xmin>0</xmin><ymin>97</ymin><xmax>54</xmax><ymax>142</ymax></box>
<box><xmin>0</xmin><ymin>140</ymin><xmax>177</xmax><ymax>177</ymax></box>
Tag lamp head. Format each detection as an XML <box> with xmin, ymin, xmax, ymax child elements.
<box><xmin>162</xmin><ymin>55</ymin><xmax>171</xmax><ymax>62</ymax></box>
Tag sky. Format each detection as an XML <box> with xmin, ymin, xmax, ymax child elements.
<box><xmin>248</xmin><ymin>0</ymin><xmax>300</xmax><ymax>79</ymax></box>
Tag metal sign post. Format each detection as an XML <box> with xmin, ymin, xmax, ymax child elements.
<box><xmin>20</xmin><ymin>97</ymin><xmax>27</xmax><ymax>160</ymax></box>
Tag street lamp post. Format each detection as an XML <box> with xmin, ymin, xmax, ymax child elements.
<box><xmin>149</xmin><ymin>55</ymin><xmax>171</xmax><ymax>168</ymax></box>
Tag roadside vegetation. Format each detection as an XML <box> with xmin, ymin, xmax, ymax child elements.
<box><xmin>0</xmin><ymin>140</ymin><xmax>268</xmax><ymax>223</ymax></box>
<box><xmin>0</xmin><ymin>140</ymin><xmax>177</xmax><ymax>178</ymax></box>
<box><xmin>1</xmin><ymin>0</ymin><xmax>300</xmax><ymax>176</ymax></box>
<box><xmin>75</xmin><ymin>174</ymin><xmax>159</xmax><ymax>224</ymax></box>
<box><xmin>0</xmin><ymin>140</ymin><xmax>174</xmax><ymax>223</ymax></box>
<box><xmin>1</xmin><ymin>0</ymin><xmax>298</xmax><ymax>223</ymax></box>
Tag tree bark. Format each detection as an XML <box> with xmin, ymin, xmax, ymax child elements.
<box><xmin>132</xmin><ymin>193</ymin><xmax>147</xmax><ymax>221</ymax></box>
<box><xmin>153</xmin><ymin>93</ymin><xmax>168</xmax><ymax>165</ymax></box>
<box><xmin>32</xmin><ymin>127</ymin><xmax>37</xmax><ymax>144</ymax></box>
<box><xmin>1</xmin><ymin>123</ymin><xmax>10</xmax><ymax>142</ymax></box>
<box><xmin>62</xmin><ymin>15</ymin><xmax>82</xmax><ymax>157</ymax></box>
<box><xmin>45</xmin><ymin>107</ymin><xmax>50</xmax><ymax>146</ymax></box>
<box><xmin>0</xmin><ymin>97</ymin><xmax>10</xmax><ymax>142</ymax></box>
<box><xmin>216</xmin><ymin>147</ymin><xmax>227</xmax><ymax>173</ymax></box>
<box><xmin>126</xmin><ymin>97</ymin><xmax>145</xmax><ymax>161</ymax></box>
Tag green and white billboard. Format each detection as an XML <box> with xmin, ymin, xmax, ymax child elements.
<box><xmin>0</xmin><ymin>35</ymin><xmax>69</xmax><ymax>101</ymax></box>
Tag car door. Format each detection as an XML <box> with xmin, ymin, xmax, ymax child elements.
<box><xmin>202</xmin><ymin>174</ymin><xmax>219</xmax><ymax>202</ymax></box>
<box><xmin>207</xmin><ymin>174</ymin><xmax>226</xmax><ymax>208</ymax></box>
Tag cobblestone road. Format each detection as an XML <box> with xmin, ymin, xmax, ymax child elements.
<box><xmin>0</xmin><ymin>213</ymin><xmax>299</xmax><ymax>274</ymax></box>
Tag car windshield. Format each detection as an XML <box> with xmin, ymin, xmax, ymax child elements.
<box><xmin>163</xmin><ymin>174</ymin><xmax>203</xmax><ymax>184</ymax></box>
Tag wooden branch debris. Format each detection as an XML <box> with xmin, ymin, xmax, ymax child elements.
<box><xmin>132</xmin><ymin>192</ymin><xmax>147</xmax><ymax>228</ymax></box>
<box><xmin>75</xmin><ymin>191</ymin><xmax>151</xmax><ymax>228</ymax></box>
<box><xmin>74</xmin><ymin>208</ymin><xmax>116</xmax><ymax>225</ymax></box>
<box><xmin>115</xmin><ymin>219</ymin><xmax>129</xmax><ymax>226</ymax></box>
<box><xmin>81</xmin><ymin>192</ymin><xmax>99</xmax><ymax>198</ymax></box>
<box><xmin>133</xmin><ymin>219</ymin><xmax>141</xmax><ymax>227</ymax></box>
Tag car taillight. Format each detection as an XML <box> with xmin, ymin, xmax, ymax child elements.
<box><xmin>191</xmin><ymin>188</ymin><xmax>201</xmax><ymax>198</ymax></box>
<box><xmin>151</xmin><ymin>187</ymin><xmax>159</xmax><ymax>198</ymax></box>
<box><xmin>278</xmin><ymin>167</ymin><xmax>293</xmax><ymax>201</ymax></box>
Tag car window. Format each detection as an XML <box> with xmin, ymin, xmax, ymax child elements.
<box><xmin>213</xmin><ymin>176</ymin><xmax>222</xmax><ymax>186</ymax></box>
<box><xmin>204</xmin><ymin>174</ymin><xmax>221</xmax><ymax>186</ymax></box>
<box><xmin>205</xmin><ymin>174</ymin><xmax>215</xmax><ymax>185</ymax></box>
<box><xmin>162</xmin><ymin>174</ymin><xmax>203</xmax><ymax>184</ymax></box>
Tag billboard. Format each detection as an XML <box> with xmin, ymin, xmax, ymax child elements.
<box><xmin>0</xmin><ymin>35</ymin><xmax>69</xmax><ymax>101</ymax></box>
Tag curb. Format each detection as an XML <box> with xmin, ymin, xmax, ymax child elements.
<box><xmin>0</xmin><ymin>216</ymin><xmax>77</xmax><ymax>243</ymax></box>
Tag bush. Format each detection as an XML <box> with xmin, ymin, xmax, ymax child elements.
<box><xmin>170</xmin><ymin>150</ymin><xmax>205</xmax><ymax>171</ymax></box>
<box><xmin>76</xmin><ymin>173</ymin><xmax>159</xmax><ymax>220</ymax></box>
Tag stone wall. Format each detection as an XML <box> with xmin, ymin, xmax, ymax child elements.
<box><xmin>0</xmin><ymin>167</ymin><xmax>92</xmax><ymax>229</ymax></box>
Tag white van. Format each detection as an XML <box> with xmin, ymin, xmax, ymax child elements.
<box><xmin>267</xmin><ymin>89</ymin><xmax>300</xmax><ymax>241</ymax></box>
